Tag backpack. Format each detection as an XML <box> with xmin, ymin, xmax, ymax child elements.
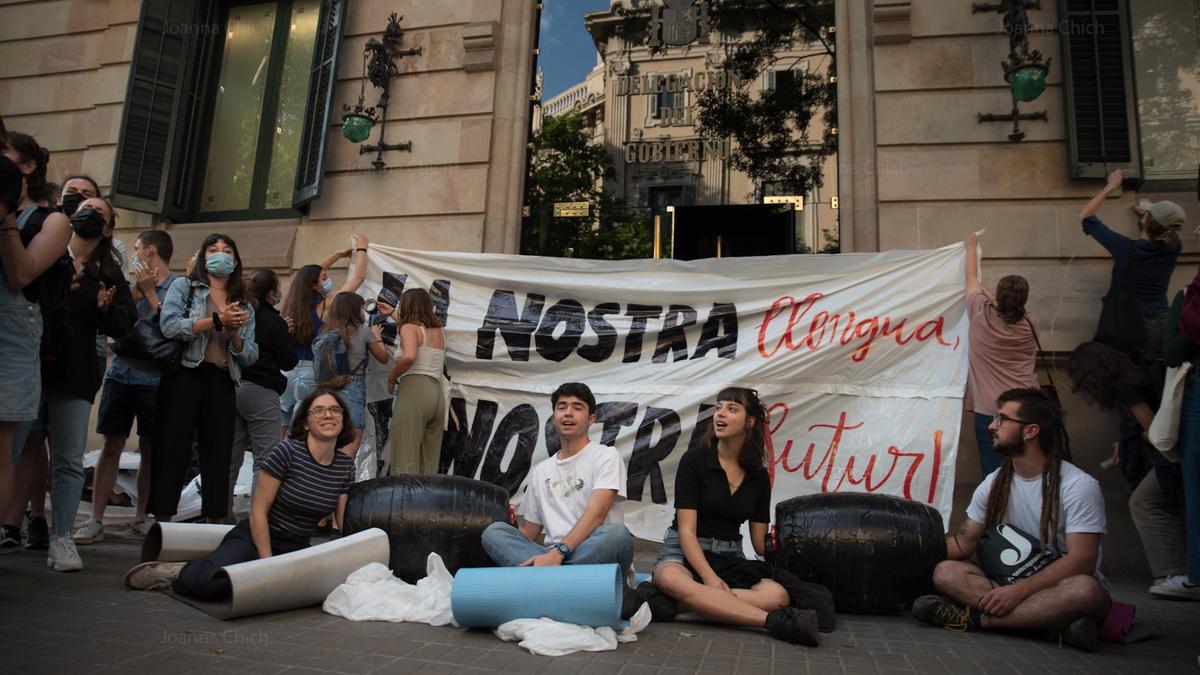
<box><xmin>312</xmin><ymin>331</ymin><xmax>365</xmax><ymax>389</ymax></box>
<box><xmin>16</xmin><ymin>206</ymin><xmax>76</xmax><ymax>359</ymax></box>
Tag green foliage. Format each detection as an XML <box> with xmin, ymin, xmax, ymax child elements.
<box><xmin>693</xmin><ymin>0</ymin><xmax>837</xmax><ymax>199</ymax></box>
<box><xmin>522</xmin><ymin>114</ymin><xmax>653</xmax><ymax>259</ymax></box>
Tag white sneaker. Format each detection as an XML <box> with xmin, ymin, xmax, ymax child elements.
<box><xmin>1149</xmin><ymin>575</ymin><xmax>1200</xmax><ymax>600</ymax></box>
<box><xmin>73</xmin><ymin>519</ymin><xmax>104</xmax><ymax>545</ymax></box>
<box><xmin>130</xmin><ymin>516</ymin><xmax>156</xmax><ymax>537</ymax></box>
<box><xmin>124</xmin><ymin>561</ymin><xmax>185</xmax><ymax>590</ymax></box>
<box><xmin>47</xmin><ymin>535</ymin><xmax>83</xmax><ymax>572</ymax></box>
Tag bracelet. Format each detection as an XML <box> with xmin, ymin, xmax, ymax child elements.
<box><xmin>355</xmin><ymin>248</ymin><xmax>367</xmax><ymax>253</ymax></box>
<box><xmin>211</xmin><ymin>311</ymin><xmax>224</xmax><ymax>332</ymax></box>
<box><xmin>1</xmin><ymin>228</ymin><xmax>20</xmax><ymax>235</ymax></box>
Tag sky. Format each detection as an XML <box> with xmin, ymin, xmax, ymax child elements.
<box><xmin>539</xmin><ymin>0</ymin><xmax>613</xmax><ymax>101</ymax></box>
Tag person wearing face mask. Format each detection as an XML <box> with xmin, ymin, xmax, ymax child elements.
<box><xmin>279</xmin><ymin>235</ymin><xmax>369</xmax><ymax>429</ymax></box>
<box><xmin>0</xmin><ymin>177</ymin><xmax>96</xmax><ymax>553</ymax></box>
<box><xmin>0</xmin><ymin>129</ymin><xmax>72</xmax><ymax>553</ymax></box>
<box><xmin>74</xmin><ymin>230</ymin><xmax>176</xmax><ymax>545</ymax></box>
<box><xmin>227</xmin><ymin>269</ymin><xmax>299</xmax><ymax>513</ymax></box>
<box><xmin>150</xmin><ymin>234</ymin><xmax>258</xmax><ymax>525</ymax></box>
<box><xmin>1</xmin><ymin>195</ymin><xmax>135</xmax><ymax>571</ymax></box>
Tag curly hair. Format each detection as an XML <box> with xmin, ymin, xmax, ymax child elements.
<box><xmin>289</xmin><ymin>388</ymin><xmax>355</xmax><ymax>448</ymax></box>
<box><xmin>1068</xmin><ymin>341</ymin><xmax>1146</xmax><ymax>410</ymax></box>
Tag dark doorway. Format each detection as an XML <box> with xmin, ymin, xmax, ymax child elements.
<box><xmin>670</xmin><ymin>204</ymin><xmax>796</xmax><ymax>260</ymax></box>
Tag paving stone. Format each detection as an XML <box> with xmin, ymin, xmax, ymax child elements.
<box><xmin>3</xmin><ymin>538</ymin><xmax>1200</xmax><ymax>673</ymax></box>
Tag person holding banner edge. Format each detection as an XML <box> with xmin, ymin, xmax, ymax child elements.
<box><xmin>964</xmin><ymin>233</ymin><xmax>1039</xmax><ymax>477</ymax></box>
<box><xmin>479</xmin><ymin>382</ymin><xmax>640</xmax><ymax>616</ymax></box>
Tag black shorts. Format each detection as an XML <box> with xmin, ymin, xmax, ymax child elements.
<box><xmin>96</xmin><ymin>379</ymin><xmax>158</xmax><ymax>438</ymax></box>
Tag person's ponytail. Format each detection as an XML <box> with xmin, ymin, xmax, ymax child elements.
<box><xmin>1143</xmin><ymin>215</ymin><xmax>1181</xmax><ymax>248</ymax></box>
<box><xmin>994</xmin><ymin>275</ymin><xmax>1030</xmax><ymax>325</ymax></box>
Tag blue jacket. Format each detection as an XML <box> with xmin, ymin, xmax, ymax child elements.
<box><xmin>159</xmin><ymin>276</ymin><xmax>258</xmax><ymax>382</ymax></box>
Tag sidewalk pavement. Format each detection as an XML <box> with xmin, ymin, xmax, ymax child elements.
<box><xmin>1</xmin><ymin>533</ymin><xmax>1198</xmax><ymax>674</ymax></box>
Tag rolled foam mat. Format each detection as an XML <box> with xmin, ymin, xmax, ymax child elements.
<box><xmin>451</xmin><ymin>563</ymin><xmax>623</xmax><ymax>629</ymax></box>
<box><xmin>142</xmin><ymin>522</ymin><xmax>235</xmax><ymax>562</ymax></box>
<box><xmin>141</xmin><ymin>522</ymin><xmax>391</xmax><ymax>620</ymax></box>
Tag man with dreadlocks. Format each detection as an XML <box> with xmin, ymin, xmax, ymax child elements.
<box><xmin>912</xmin><ymin>388</ymin><xmax>1110</xmax><ymax>651</ymax></box>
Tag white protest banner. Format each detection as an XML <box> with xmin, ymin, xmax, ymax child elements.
<box><xmin>362</xmin><ymin>245</ymin><xmax>969</xmax><ymax>539</ymax></box>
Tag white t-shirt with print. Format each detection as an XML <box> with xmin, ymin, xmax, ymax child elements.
<box><xmin>966</xmin><ymin>460</ymin><xmax>1106</xmax><ymax>581</ymax></box>
<box><xmin>521</xmin><ymin>441</ymin><xmax>627</xmax><ymax>545</ymax></box>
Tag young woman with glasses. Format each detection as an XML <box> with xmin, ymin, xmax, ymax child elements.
<box><xmin>125</xmin><ymin>389</ymin><xmax>356</xmax><ymax>596</ymax></box>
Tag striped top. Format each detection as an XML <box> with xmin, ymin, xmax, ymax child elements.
<box><xmin>258</xmin><ymin>437</ymin><xmax>354</xmax><ymax>538</ymax></box>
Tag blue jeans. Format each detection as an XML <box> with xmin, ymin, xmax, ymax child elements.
<box><xmin>1179</xmin><ymin>378</ymin><xmax>1200</xmax><ymax>583</ymax></box>
<box><xmin>974</xmin><ymin>412</ymin><xmax>1002</xmax><ymax>477</ymax></box>
<box><xmin>481</xmin><ymin>521</ymin><xmax>634</xmax><ymax>576</ymax></box>
<box><xmin>15</xmin><ymin>394</ymin><xmax>93</xmax><ymax>536</ymax></box>
<box><xmin>654</xmin><ymin>527</ymin><xmax>744</xmax><ymax>567</ymax></box>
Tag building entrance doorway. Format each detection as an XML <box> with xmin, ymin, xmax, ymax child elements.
<box><xmin>669</xmin><ymin>204</ymin><xmax>796</xmax><ymax>260</ymax></box>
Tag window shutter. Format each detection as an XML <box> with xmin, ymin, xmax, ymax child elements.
<box><xmin>1059</xmin><ymin>0</ymin><xmax>1141</xmax><ymax>179</ymax></box>
<box><xmin>293</xmin><ymin>0</ymin><xmax>348</xmax><ymax>208</ymax></box>
<box><xmin>111</xmin><ymin>0</ymin><xmax>216</xmax><ymax>215</ymax></box>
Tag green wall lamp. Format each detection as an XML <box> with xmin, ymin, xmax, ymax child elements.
<box><xmin>341</xmin><ymin>13</ymin><xmax>422</xmax><ymax>168</ymax></box>
<box><xmin>973</xmin><ymin>0</ymin><xmax>1051</xmax><ymax>142</ymax></box>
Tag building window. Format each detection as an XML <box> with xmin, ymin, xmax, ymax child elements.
<box><xmin>1060</xmin><ymin>0</ymin><xmax>1199</xmax><ymax>184</ymax></box>
<box><xmin>765</xmin><ymin>67</ymin><xmax>800</xmax><ymax>93</ymax></box>
<box><xmin>112</xmin><ymin>0</ymin><xmax>346</xmax><ymax>221</ymax></box>
<box><xmin>1129</xmin><ymin>1</ymin><xmax>1200</xmax><ymax>182</ymax></box>
<box><xmin>649</xmin><ymin>88</ymin><xmax>682</xmax><ymax>120</ymax></box>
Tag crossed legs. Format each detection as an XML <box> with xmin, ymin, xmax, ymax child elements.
<box><xmin>652</xmin><ymin>560</ymin><xmax>789</xmax><ymax>627</ymax></box>
<box><xmin>932</xmin><ymin>560</ymin><xmax>1110</xmax><ymax>630</ymax></box>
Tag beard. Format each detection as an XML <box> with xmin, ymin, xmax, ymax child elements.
<box><xmin>992</xmin><ymin>435</ymin><xmax>1024</xmax><ymax>458</ymax></box>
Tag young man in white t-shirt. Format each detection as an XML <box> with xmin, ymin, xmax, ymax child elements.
<box><xmin>481</xmin><ymin>382</ymin><xmax>635</xmax><ymax>580</ymax></box>
<box><xmin>912</xmin><ymin>388</ymin><xmax>1110</xmax><ymax>651</ymax></box>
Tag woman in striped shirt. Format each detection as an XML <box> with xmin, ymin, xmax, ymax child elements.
<box><xmin>125</xmin><ymin>389</ymin><xmax>356</xmax><ymax>596</ymax></box>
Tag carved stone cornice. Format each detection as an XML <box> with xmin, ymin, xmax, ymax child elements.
<box><xmin>462</xmin><ymin>21</ymin><xmax>498</xmax><ymax>72</ymax></box>
<box><xmin>873</xmin><ymin>0</ymin><xmax>912</xmax><ymax>45</ymax></box>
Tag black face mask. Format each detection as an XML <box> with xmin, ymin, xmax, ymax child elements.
<box><xmin>59</xmin><ymin>192</ymin><xmax>86</xmax><ymax>217</ymax></box>
<box><xmin>0</xmin><ymin>155</ymin><xmax>21</xmax><ymax>215</ymax></box>
<box><xmin>70</xmin><ymin>208</ymin><xmax>107</xmax><ymax>239</ymax></box>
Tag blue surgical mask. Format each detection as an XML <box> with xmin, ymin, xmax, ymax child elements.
<box><xmin>205</xmin><ymin>252</ymin><xmax>236</xmax><ymax>278</ymax></box>
<box><xmin>270</xmin><ymin>292</ymin><xmax>282</xmax><ymax>306</ymax></box>
<box><xmin>321</xmin><ymin>278</ymin><xmax>334</xmax><ymax>294</ymax></box>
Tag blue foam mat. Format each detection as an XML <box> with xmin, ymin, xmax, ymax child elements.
<box><xmin>451</xmin><ymin>563</ymin><xmax>623</xmax><ymax>628</ymax></box>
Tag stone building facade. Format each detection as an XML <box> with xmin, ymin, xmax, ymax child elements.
<box><xmin>0</xmin><ymin>0</ymin><xmax>537</xmax><ymax>275</ymax></box>
<box><xmin>1</xmin><ymin>0</ymin><xmax>1196</xmax><ymax>576</ymax></box>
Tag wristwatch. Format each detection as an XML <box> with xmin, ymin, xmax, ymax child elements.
<box><xmin>553</xmin><ymin>543</ymin><xmax>571</xmax><ymax>560</ymax></box>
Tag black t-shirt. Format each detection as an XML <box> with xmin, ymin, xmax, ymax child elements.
<box><xmin>672</xmin><ymin>444</ymin><xmax>771</xmax><ymax>541</ymax></box>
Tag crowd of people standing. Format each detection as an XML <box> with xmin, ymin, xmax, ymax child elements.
<box><xmin>0</xmin><ymin>124</ymin><xmax>447</xmax><ymax>572</ymax></box>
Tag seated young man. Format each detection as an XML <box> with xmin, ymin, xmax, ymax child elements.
<box><xmin>912</xmin><ymin>388</ymin><xmax>1110</xmax><ymax>651</ymax></box>
<box><xmin>481</xmin><ymin>382</ymin><xmax>635</xmax><ymax>592</ymax></box>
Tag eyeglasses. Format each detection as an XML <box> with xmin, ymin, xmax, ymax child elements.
<box><xmin>993</xmin><ymin>412</ymin><xmax>1033</xmax><ymax>426</ymax></box>
<box><xmin>308</xmin><ymin>405</ymin><xmax>343</xmax><ymax>418</ymax></box>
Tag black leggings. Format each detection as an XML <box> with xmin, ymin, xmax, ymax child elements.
<box><xmin>149</xmin><ymin>362</ymin><xmax>236</xmax><ymax>520</ymax></box>
<box><xmin>172</xmin><ymin>520</ymin><xmax>309</xmax><ymax>600</ymax></box>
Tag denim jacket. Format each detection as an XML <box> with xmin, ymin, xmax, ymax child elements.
<box><xmin>159</xmin><ymin>276</ymin><xmax>258</xmax><ymax>382</ymax></box>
